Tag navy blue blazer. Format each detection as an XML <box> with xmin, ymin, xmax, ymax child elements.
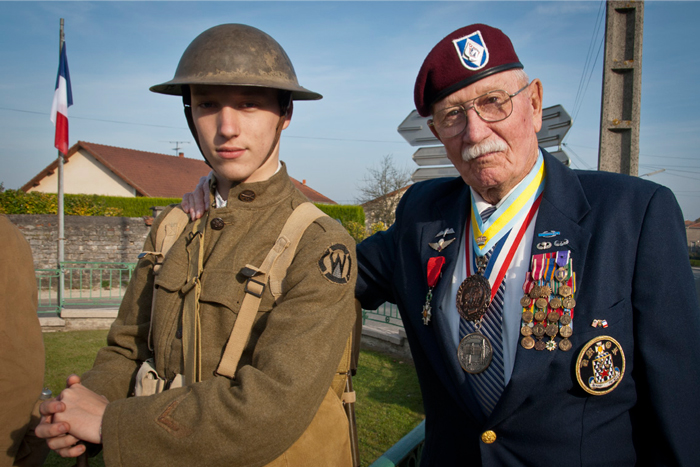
<box><xmin>357</xmin><ymin>150</ymin><xmax>700</xmax><ymax>466</ymax></box>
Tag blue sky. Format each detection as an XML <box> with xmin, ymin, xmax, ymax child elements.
<box><xmin>2</xmin><ymin>1</ymin><xmax>699</xmax><ymax>221</ymax></box>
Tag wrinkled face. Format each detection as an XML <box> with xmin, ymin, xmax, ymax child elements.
<box><xmin>431</xmin><ymin>70</ymin><xmax>543</xmax><ymax>203</ymax></box>
<box><xmin>190</xmin><ymin>85</ymin><xmax>290</xmax><ymax>192</ymax></box>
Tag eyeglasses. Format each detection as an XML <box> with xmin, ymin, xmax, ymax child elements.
<box><xmin>428</xmin><ymin>83</ymin><xmax>530</xmax><ymax>139</ymax></box>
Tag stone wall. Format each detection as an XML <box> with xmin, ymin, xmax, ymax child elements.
<box><xmin>7</xmin><ymin>214</ymin><xmax>151</xmax><ymax>269</ymax></box>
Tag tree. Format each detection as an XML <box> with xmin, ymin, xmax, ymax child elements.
<box><xmin>356</xmin><ymin>154</ymin><xmax>412</xmax><ymax>227</ymax></box>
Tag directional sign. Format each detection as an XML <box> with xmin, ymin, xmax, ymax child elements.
<box><xmin>536</xmin><ymin>105</ymin><xmax>572</xmax><ymax>148</ymax></box>
<box><xmin>397</xmin><ymin>110</ymin><xmax>440</xmax><ymax>147</ymax></box>
<box><xmin>412</xmin><ymin>146</ymin><xmax>449</xmax><ymax>166</ymax></box>
<box><xmin>400</xmin><ymin>103</ymin><xmax>573</xmax><ymax>181</ymax></box>
<box><xmin>412</xmin><ymin>166</ymin><xmax>460</xmax><ymax>182</ymax></box>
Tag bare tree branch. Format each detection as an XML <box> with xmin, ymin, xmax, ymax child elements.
<box><xmin>356</xmin><ymin>155</ymin><xmax>412</xmax><ymax>226</ymax></box>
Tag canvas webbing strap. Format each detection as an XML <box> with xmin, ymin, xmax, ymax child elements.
<box><xmin>182</xmin><ymin>215</ymin><xmax>206</xmax><ymax>385</ymax></box>
<box><xmin>215</xmin><ymin>202</ymin><xmax>325</xmax><ymax>379</ymax></box>
<box><xmin>140</xmin><ymin>206</ymin><xmax>190</xmax><ymax>352</ymax></box>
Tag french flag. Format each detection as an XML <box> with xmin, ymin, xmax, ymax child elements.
<box><xmin>51</xmin><ymin>43</ymin><xmax>73</xmax><ymax>155</ymax></box>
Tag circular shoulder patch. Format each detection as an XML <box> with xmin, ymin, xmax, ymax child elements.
<box><xmin>318</xmin><ymin>243</ymin><xmax>352</xmax><ymax>285</ymax></box>
<box><xmin>576</xmin><ymin>336</ymin><xmax>625</xmax><ymax>396</ymax></box>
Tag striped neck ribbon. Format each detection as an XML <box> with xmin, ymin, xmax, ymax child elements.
<box><xmin>470</xmin><ymin>153</ymin><xmax>546</xmax><ymax>256</ymax></box>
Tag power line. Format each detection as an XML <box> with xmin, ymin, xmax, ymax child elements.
<box><xmin>0</xmin><ymin>105</ymin><xmax>405</xmax><ymax>145</ymax></box>
<box><xmin>571</xmin><ymin>0</ymin><xmax>606</xmax><ymax>124</ymax></box>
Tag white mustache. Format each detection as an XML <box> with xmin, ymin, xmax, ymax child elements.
<box><xmin>462</xmin><ymin>138</ymin><xmax>508</xmax><ymax>161</ymax></box>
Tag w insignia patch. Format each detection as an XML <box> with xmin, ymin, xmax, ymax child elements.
<box><xmin>453</xmin><ymin>30</ymin><xmax>489</xmax><ymax>70</ymax></box>
<box><xmin>318</xmin><ymin>244</ymin><xmax>352</xmax><ymax>285</ymax></box>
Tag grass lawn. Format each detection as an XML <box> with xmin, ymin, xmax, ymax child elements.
<box><xmin>42</xmin><ymin>330</ymin><xmax>424</xmax><ymax>467</ymax></box>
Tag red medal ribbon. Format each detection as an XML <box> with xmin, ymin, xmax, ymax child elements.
<box><xmin>427</xmin><ymin>256</ymin><xmax>446</xmax><ymax>288</ymax></box>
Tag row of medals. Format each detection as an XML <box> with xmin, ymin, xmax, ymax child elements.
<box><xmin>520</xmin><ymin>275</ymin><xmax>575</xmax><ymax>351</ymax></box>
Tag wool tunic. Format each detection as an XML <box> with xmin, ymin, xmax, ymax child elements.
<box><xmin>81</xmin><ymin>166</ymin><xmax>357</xmax><ymax>466</ymax></box>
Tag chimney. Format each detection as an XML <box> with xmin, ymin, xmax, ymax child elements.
<box><xmin>178</xmin><ymin>152</ymin><xmax>184</xmax><ymax>158</ymax></box>
<box><xmin>302</xmin><ymin>179</ymin><xmax>307</xmax><ymax>185</ymax></box>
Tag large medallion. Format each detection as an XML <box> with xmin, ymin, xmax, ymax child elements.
<box><xmin>457</xmin><ymin>332</ymin><xmax>493</xmax><ymax>374</ymax></box>
<box><xmin>456</xmin><ymin>274</ymin><xmax>491</xmax><ymax>321</ymax></box>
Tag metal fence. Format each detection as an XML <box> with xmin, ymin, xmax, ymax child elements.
<box><xmin>369</xmin><ymin>420</ymin><xmax>424</xmax><ymax>467</ymax></box>
<box><xmin>362</xmin><ymin>302</ymin><xmax>403</xmax><ymax>327</ymax></box>
<box><xmin>36</xmin><ymin>261</ymin><xmax>136</xmax><ymax>315</ymax></box>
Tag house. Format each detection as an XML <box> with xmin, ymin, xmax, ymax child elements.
<box><xmin>22</xmin><ymin>141</ymin><xmax>336</xmax><ymax>203</ymax></box>
<box><xmin>361</xmin><ymin>185</ymin><xmax>410</xmax><ymax>226</ymax></box>
<box><xmin>687</xmin><ymin>221</ymin><xmax>700</xmax><ymax>250</ymax></box>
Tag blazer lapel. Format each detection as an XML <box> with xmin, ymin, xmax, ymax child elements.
<box><xmin>419</xmin><ymin>181</ymin><xmax>486</xmax><ymax>422</ymax></box>
<box><xmin>489</xmin><ymin>150</ymin><xmax>592</xmax><ymax>425</ymax></box>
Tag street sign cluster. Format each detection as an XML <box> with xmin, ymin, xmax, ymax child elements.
<box><xmin>398</xmin><ymin>106</ymin><xmax>572</xmax><ymax>182</ymax></box>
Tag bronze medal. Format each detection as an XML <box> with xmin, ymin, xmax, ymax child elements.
<box><xmin>539</xmin><ymin>285</ymin><xmax>552</xmax><ymax>297</ymax></box>
<box><xmin>535</xmin><ymin>297</ymin><xmax>548</xmax><ymax>309</ymax></box>
<box><xmin>559</xmin><ymin>338</ymin><xmax>572</xmax><ymax>351</ymax></box>
<box><xmin>547</xmin><ymin>311</ymin><xmax>560</xmax><ymax>323</ymax></box>
<box><xmin>521</xmin><ymin>336</ymin><xmax>535</xmax><ymax>349</ymax></box>
<box><xmin>521</xmin><ymin>325</ymin><xmax>533</xmax><ymax>337</ymax></box>
<box><xmin>559</xmin><ymin>325</ymin><xmax>573</xmax><ymax>338</ymax></box>
<box><xmin>520</xmin><ymin>295</ymin><xmax>532</xmax><ymax>308</ymax></box>
<box><xmin>522</xmin><ymin>310</ymin><xmax>534</xmax><ymax>323</ymax></box>
<box><xmin>534</xmin><ymin>339</ymin><xmax>547</xmax><ymax>351</ymax></box>
<box><xmin>533</xmin><ymin>323</ymin><xmax>546</xmax><ymax>337</ymax></box>
<box><xmin>545</xmin><ymin>324</ymin><xmax>558</xmax><ymax>337</ymax></box>
<box><xmin>457</xmin><ymin>332</ymin><xmax>493</xmax><ymax>374</ymax></box>
<box><xmin>560</xmin><ymin>313</ymin><xmax>572</xmax><ymax>326</ymax></box>
<box><xmin>529</xmin><ymin>285</ymin><xmax>541</xmax><ymax>299</ymax></box>
<box><xmin>534</xmin><ymin>310</ymin><xmax>546</xmax><ymax>322</ymax></box>
<box><xmin>562</xmin><ymin>296</ymin><xmax>576</xmax><ymax>309</ymax></box>
<box><xmin>576</xmin><ymin>336</ymin><xmax>625</xmax><ymax>395</ymax></box>
<box><xmin>456</xmin><ymin>275</ymin><xmax>491</xmax><ymax>321</ymax></box>
<box><xmin>559</xmin><ymin>285</ymin><xmax>572</xmax><ymax>297</ymax></box>
<box><xmin>549</xmin><ymin>297</ymin><xmax>562</xmax><ymax>310</ymax></box>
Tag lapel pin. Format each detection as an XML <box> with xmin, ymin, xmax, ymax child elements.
<box><xmin>536</xmin><ymin>241</ymin><xmax>552</xmax><ymax>250</ymax></box>
<box><xmin>538</xmin><ymin>230</ymin><xmax>560</xmax><ymax>238</ymax></box>
<box><xmin>554</xmin><ymin>239</ymin><xmax>569</xmax><ymax>247</ymax></box>
<box><xmin>436</xmin><ymin>228</ymin><xmax>455</xmax><ymax>238</ymax></box>
<box><xmin>429</xmin><ymin>238</ymin><xmax>456</xmax><ymax>252</ymax></box>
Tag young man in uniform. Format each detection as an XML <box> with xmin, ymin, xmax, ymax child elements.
<box><xmin>37</xmin><ymin>24</ymin><xmax>357</xmax><ymax>467</ymax></box>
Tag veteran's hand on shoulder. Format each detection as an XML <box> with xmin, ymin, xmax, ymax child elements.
<box><xmin>182</xmin><ymin>173</ymin><xmax>211</xmax><ymax>221</ymax></box>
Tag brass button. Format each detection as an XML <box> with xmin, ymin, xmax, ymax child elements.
<box><xmin>175</xmin><ymin>329</ymin><xmax>182</xmax><ymax>339</ymax></box>
<box><xmin>238</xmin><ymin>190</ymin><xmax>256</xmax><ymax>202</ymax></box>
<box><xmin>481</xmin><ymin>430</ymin><xmax>496</xmax><ymax>444</ymax></box>
<box><xmin>210</xmin><ymin>217</ymin><xmax>225</xmax><ymax>230</ymax></box>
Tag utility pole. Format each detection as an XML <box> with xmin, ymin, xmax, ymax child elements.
<box><xmin>597</xmin><ymin>0</ymin><xmax>644</xmax><ymax>175</ymax></box>
<box><xmin>57</xmin><ymin>18</ymin><xmax>65</xmax><ymax>310</ymax></box>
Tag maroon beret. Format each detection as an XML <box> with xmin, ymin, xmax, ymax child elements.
<box><xmin>414</xmin><ymin>24</ymin><xmax>523</xmax><ymax>117</ymax></box>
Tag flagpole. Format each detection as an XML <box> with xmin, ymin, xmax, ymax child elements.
<box><xmin>57</xmin><ymin>18</ymin><xmax>65</xmax><ymax>312</ymax></box>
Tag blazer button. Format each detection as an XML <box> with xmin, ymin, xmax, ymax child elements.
<box><xmin>481</xmin><ymin>430</ymin><xmax>497</xmax><ymax>444</ymax></box>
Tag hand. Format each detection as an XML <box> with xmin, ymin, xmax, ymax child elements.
<box><xmin>181</xmin><ymin>173</ymin><xmax>212</xmax><ymax>220</ymax></box>
<box><xmin>36</xmin><ymin>375</ymin><xmax>85</xmax><ymax>458</ymax></box>
<box><xmin>53</xmin><ymin>375</ymin><xmax>108</xmax><ymax>445</ymax></box>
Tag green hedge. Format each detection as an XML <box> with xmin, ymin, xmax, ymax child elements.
<box><xmin>0</xmin><ymin>191</ymin><xmax>366</xmax><ymax>227</ymax></box>
<box><xmin>0</xmin><ymin>190</ymin><xmax>182</xmax><ymax>217</ymax></box>
<box><xmin>316</xmin><ymin>203</ymin><xmax>365</xmax><ymax>226</ymax></box>
<box><xmin>97</xmin><ymin>195</ymin><xmax>182</xmax><ymax>217</ymax></box>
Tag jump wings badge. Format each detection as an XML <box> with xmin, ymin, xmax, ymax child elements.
<box><xmin>576</xmin><ymin>336</ymin><xmax>625</xmax><ymax>395</ymax></box>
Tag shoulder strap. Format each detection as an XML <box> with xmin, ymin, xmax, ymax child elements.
<box><xmin>215</xmin><ymin>202</ymin><xmax>326</xmax><ymax>379</ymax></box>
<box><xmin>141</xmin><ymin>205</ymin><xmax>190</xmax><ymax>351</ymax></box>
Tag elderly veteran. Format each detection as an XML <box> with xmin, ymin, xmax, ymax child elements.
<box><xmin>355</xmin><ymin>24</ymin><xmax>700</xmax><ymax>466</ymax></box>
<box><xmin>36</xmin><ymin>24</ymin><xmax>357</xmax><ymax>467</ymax></box>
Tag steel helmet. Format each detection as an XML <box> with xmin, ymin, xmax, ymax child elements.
<box><xmin>150</xmin><ymin>23</ymin><xmax>321</xmax><ymax>100</ymax></box>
